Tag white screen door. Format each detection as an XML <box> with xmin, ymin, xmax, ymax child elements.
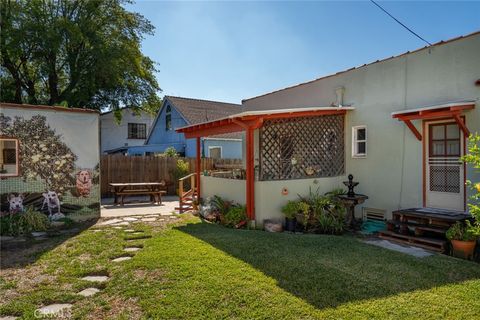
<box><xmin>425</xmin><ymin>120</ymin><xmax>464</xmax><ymax>211</ymax></box>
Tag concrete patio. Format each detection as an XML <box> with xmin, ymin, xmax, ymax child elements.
<box><xmin>101</xmin><ymin>195</ymin><xmax>179</xmax><ymax>218</ymax></box>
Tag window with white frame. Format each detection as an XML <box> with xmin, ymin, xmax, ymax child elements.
<box><xmin>352</xmin><ymin>126</ymin><xmax>367</xmax><ymax>158</ymax></box>
<box><xmin>165</xmin><ymin>105</ymin><xmax>172</xmax><ymax>131</ymax></box>
<box><xmin>208</xmin><ymin>146</ymin><xmax>222</xmax><ymax>159</ymax></box>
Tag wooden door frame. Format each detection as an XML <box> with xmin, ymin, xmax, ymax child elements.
<box><xmin>422</xmin><ymin>116</ymin><xmax>467</xmax><ymax>210</ymax></box>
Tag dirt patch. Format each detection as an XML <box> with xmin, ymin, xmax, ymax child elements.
<box><xmin>0</xmin><ymin>264</ymin><xmax>57</xmax><ymax>306</ymax></box>
<box><xmin>132</xmin><ymin>268</ymin><xmax>166</xmax><ymax>281</ymax></box>
<box><xmin>84</xmin><ymin>296</ymin><xmax>143</xmax><ymax>320</ymax></box>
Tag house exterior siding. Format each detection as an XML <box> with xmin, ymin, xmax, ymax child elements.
<box><xmin>100</xmin><ymin>108</ymin><xmax>154</xmax><ymax>153</ymax></box>
<box><xmin>239</xmin><ymin>33</ymin><xmax>480</xmax><ymax>222</ymax></box>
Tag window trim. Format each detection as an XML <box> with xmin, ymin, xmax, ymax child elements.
<box><xmin>127</xmin><ymin>123</ymin><xmax>147</xmax><ymax>139</ymax></box>
<box><xmin>0</xmin><ymin>137</ymin><xmax>20</xmax><ymax>178</ymax></box>
<box><xmin>352</xmin><ymin>125</ymin><xmax>367</xmax><ymax>158</ymax></box>
<box><xmin>208</xmin><ymin>146</ymin><xmax>222</xmax><ymax>159</ymax></box>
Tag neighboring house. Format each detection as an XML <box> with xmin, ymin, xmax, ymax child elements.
<box><xmin>177</xmin><ymin>31</ymin><xmax>480</xmax><ymax>227</ymax></box>
<box><xmin>100</xmin><ymin>108</ymin><xmax>155</xmax><ymax>154</ymax></box>
<box><xmin>127</xmin><ymin>96</ymin><xmax>243</xmax><ymax>158</ymax></box>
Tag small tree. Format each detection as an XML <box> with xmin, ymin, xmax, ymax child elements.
<box><xmin>0</xmin><ymin>114</ymin><xmax>77</xmax><ymax>192</ymax></box>
<box><xmin>164</xmin><ymin>147</ymin><xmax>178</xmax><ymax>157</ymax></box>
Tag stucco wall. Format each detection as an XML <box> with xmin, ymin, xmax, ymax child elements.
<box><xmin>0</xmin><ymin>105</ymin><xmax>100</xmax><ymax>220</ymax></box>
<box><xmin>100</xmin><ymin>108</ymin><xmax>154</xmax><ymax>153</ymax></box>
<box><xmin>242</xmin><ymin>33</ymin><xmax>480</xmax><ymax>219</ymax></box>
<box><xmin>201</xmin><ymin>176</ymin><xmax>246</xmax><ymax>205</ymax></box>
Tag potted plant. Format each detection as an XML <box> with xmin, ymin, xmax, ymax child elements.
<box><xmin>446</xmin><ymin>221</ymin><xmax>477</xmax><ymax>259</ymax></box>
<box><xmin>281</xmin><ymin>201</ymin><xmax>299</xmax><ymax>232</ymax></box>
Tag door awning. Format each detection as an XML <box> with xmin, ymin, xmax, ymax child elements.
<box><xmin>391</xmin><ymin>101</ymin><xmax>475</xmax><ymax>141</ymax></box>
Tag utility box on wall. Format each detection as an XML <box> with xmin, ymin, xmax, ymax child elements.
<box><xmin>0</xmin><ymin>103</ymin><xmax>100</xmax><ymax>221</ymax></box>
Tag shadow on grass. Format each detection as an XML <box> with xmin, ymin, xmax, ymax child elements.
<box><xmin>0</xmin><ymin>219</ymin><xmax>97</xmax><ymax>269</ymax></box>
<box><xmin>176</xmin><ymin>221</ymin><xmax>480</xmax><ymax>310</ymax></box>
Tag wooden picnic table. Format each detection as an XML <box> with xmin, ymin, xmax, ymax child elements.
<box><xmin>109</xmin><ymin>182</ymin><xmax>167</xmax><ymax>206</ymax></box>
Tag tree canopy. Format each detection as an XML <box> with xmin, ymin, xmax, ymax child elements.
<box><xmin>0</xmin><ymin>0</ymin><xmax>161</xmax><ymax>114</ymax></box>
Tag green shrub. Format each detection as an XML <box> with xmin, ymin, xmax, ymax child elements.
<box><xmin>224</xmin><ymin>206</ymin><xmax>247</xmax><ymax>227</ymax></box>
<box><xmin>210</xmin><ymin>195</ymin><xmax>232</xmax><ymax>216</ymax></box>
<box><xmin>0</xmin><ymin>207</ymin><xmax>49</xmax><ymax>236</ymax></box>
<box><xmin>164</xmin><ymin>147</ymin><xmax>178</xmax><ymax>157</ymax></box>
<box><xmin>462</xmin><ymin>133</ymin><xmax>480</xmax><ymax>238</ymax></box>
<box><xmin>0</xmin><ymin>213</ymin><xmax>22</xmax><ymax>236</ymax></box>
<box><xmin>19</xmin><ymin>207</ymin><xmax>50</xmax><ymax>235</ymax></box>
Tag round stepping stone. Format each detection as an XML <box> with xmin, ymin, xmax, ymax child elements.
<box><xmin>112</xmin><ymin>222</ymin><xmax>130</xmax><ymax>226</ymax></box>
<box><xmin>124</xmin><ymin>247</ymin><xmax>141</xmax><ymax>252</ymax></box>
<box><xmin>92</xmin><ymin>229</ymin><xmax>103</xmax><ymax>232</ymax></box>
<box><xmin>113</xmin><ymin>226</ymin><xmax>123</xmax><ymax>229</ymax></box>
<box><xmin>36</xmin><ymin>304</ymin><xmax>72</xmax><ymax>317</ymax></box>
<box><xmin>141</xmin><ymin>217</ymin><xmax>156</xmax><ymax>222</ymax></box>
<box><xmin>158</xmin><ymin>218</ymin><xmax>165</xmax><ymax>221</ymax></box>
<box><xmin>112</xmin><ymin>256</ymin><xmax>132</xmax><ymax>262</ymax></box>
<box><xmin>124</xmin><ymin>229</ymin><xmax>135</xmax><ymax>233</ymax></box>
<box><xmin>81</xmin><ymin>275</ymin><xmax>109</xmax><ymax>282</ymax></box>
<box><xmin>123</xmin><ymin>217</ymin><xmax>138</xmax><ymax>221</ymax></box>
<box><xmin>77</xmin><ymin>287</ymin><xmax>101</xmax><ymax>297</ymax></box>
<box><xmin>132</xmin><ymin>232</ymin><xmax>144</xmax><ymax>235</ymax></box>
<box><xmin>99</xmin><ymin>218</ymin><xmax>123</xmax><ymax>226</ymax></box>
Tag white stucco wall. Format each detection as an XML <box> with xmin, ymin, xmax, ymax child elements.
<box><xmin>201</xmin><ymin>176</ymin><xmax>246</xmax><ymax>205</ymax></box>
<box><xmin>100</xmin><ymin>108</ymin><xmax>155</xmax><ymax>153</ymax></box>
<box><xmin>241</xmin><ymin>33</ymin><xmax>480</xmax><ymax>219</ymax></box>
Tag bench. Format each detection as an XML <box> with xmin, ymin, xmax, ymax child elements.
<box><xmin>109</xmin><ymin>182</ymin><xmax>167</xmax><ymax>206</ymax></box>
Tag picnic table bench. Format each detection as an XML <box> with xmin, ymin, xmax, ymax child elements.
<box><xmin>109</xmin><ymin>182</ymin><xmax>167</xmax><ymax>206</ymax></box>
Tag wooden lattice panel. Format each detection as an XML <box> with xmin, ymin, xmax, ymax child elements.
<box><xmin>259</xmin><ymin>115</ymin><xmax>344</xmax><ymax>180</ymax></box>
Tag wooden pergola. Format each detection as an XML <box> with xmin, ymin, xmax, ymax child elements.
<box><xmin>176</xmin><ymin>107</ymin><xmax>354</xmax><ymax>221</ymax></box>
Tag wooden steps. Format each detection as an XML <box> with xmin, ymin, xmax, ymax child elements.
<box><xmin>379</xmin><ymin>230</ymin><xmax>447</xmax><ymax>252</ymax></box>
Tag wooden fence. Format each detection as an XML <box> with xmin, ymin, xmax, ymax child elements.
<box><xmin>100</xmin><ymin>155</ymin><xmax>242</xmax><ymax>197</ymax></box>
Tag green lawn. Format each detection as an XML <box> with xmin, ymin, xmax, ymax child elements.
<box><xmin>1</xmin><ymin>216</ymin><xmax>480</xmax><ymax>319</ymax></box>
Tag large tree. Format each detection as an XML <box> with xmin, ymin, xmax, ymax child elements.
<box><xmin>0</xmin><ymin>0</ymin><xmax>161</xmax><ymax>113</ymax></box>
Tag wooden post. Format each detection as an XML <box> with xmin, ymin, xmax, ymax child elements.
<box><xmin>246</xmin><ymin>127</ymin><xmax>255</xmax><ymax>221</ymax></box>
<box><xmin>196</xmin><ymin>137</ymin><xmax>201</xmax><ymax>199</ymax></box>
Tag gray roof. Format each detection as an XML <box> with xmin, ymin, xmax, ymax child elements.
<box><xmin>166</xmin><ymin>96</ymin><xmax>243</xmax><ymax>139</ymax></box>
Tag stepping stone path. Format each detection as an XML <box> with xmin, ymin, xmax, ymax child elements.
<box><xmin>112</xmin><ymin>256</ymin><xmax>132</xmax><ymax>262</ymax></box>
<box><xmin>124</xmin><ymin>229</ymin><xmax>135</xmax><ymax>233</ymax></box>
<box><xmin>132</xmin><ymin>232</ymin><xmax>144</xmax><ymax>235</ymax></box>
<box><xmin>77</xmin><ymin>287</ymin><xmax>101</xmax><ymax>297</ymax></box>
<box><xmin>141</xmin><ymin>217</ymin><xmax>156</xmax><ymax>222</ymax></box>
<box><xmin>81</xmin><ymin>275</ymin><xmax>109</xmax><ymax>282</ymax></box>
<box><xmin>36</xmin><ymin>304</ymin><xmax>72</xmax><ymax>317</ymax></box>
<box><xmin>124</xmin><ymin>247</ymin><xmax>141</xmax><ymax>252</ymax></box>
<box><xmin>123</xmin><ymin>217</ymin><xmax>138</xmax><ymax>221</ymax></box>
<box><xmin>113</xmin><ymin>226</ymin><xmax>123</xmax><ymax>229</ymax></box>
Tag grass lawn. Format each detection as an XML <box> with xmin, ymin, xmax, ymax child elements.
<box><xmin>1</xmin><ymin>215</ymin><xmax>480</xmax><ymax>319</ymax></box>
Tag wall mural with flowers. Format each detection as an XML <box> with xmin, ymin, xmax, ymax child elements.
<box><xmin>0</xmin><ymin>105</ymin><xmax>100</xmax><ymax>222</ymax></box>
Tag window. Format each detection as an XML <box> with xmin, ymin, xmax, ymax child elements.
<box><xmin>128</xmin><ymin>123</ymin><xmax>147</xmax><ymax>139</ymax></box>
<box><xmin>352</xmin><ymin>126</ymin><xmax>367</xmax><ymax>158</ymax></box>
<box><xmin>429</xmin><ymin>123</ymin><xmax>460</xmax><ymax>157</ymax></box>
<box><xmin>165</xmin><ymin>105</ymin><xmax>172</xmax><ymax>131</ymax></box>
<box><xmin>208</xmin><ymin>146</ymin><xmax>222</xmax><ymax>159</ymax></box>
<box><xmin>0</xmin><ymin>138</ymin><xmax>20</xmax><ymax>177</ymax></box>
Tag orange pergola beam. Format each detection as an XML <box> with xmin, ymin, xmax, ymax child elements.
<box><xmin>404</xmin><ymin>119</ymin><xmax>422</xmax><ymax>141</ymax></box>
<box><xmin>453</xmin><ymin>114</ymin><xmax>470</xmax><ymax>137</ymax></box>
<box><xmin>245</xmin><ymin>126</ymin><xmax>255</xmax><ymax>221</ymax></box>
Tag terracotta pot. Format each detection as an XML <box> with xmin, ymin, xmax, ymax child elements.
<box><xmin>451</xmin><ymin>239</ymin><xmax>476</xmax><ymax>259</ymax></box>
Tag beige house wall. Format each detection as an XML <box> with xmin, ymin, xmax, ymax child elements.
<box><xmin>242</xmin><ymin>33</ymin><xmax>480</xmax><ymax>220</ymax></box>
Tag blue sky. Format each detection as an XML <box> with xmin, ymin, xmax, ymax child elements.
<box><xmin>127</xmin><ymin>1</ymin><xmax>480</xmax><ymax>104</ymax></box>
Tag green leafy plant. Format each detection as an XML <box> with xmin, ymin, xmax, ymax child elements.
<box><xmin>210</xmin><ymin>195</ymin><xmax>232</xmax><ymax>216</ymax></box>
<box><xmin>446</xmin><ymin>221</ymin><xmax>476</xmax><ymax>241</ymax></box>
<box><xmin>281</xmin><ymin>201</ymin><xmax>299</xmax><ymax>219</ymax></box>
<box><xmin>19</xmin><ymin>207</ymin><xmax>50</xmax><ymax>235</ymax></box>
<box><xmin>461</xmin><ymin>133</ymin><xmax>480</xmax><ymax>238</ymax></box>
<box><xmin>224</xmin><ymin>206</ymin><xmax>247</xmax><ymax>227</ymax></box>
<box><xmin>0</xmin><ymin>207</ymin><xmax>49</xmax><ymax>236</ymax></box>
<box><xmin>171</xmin><ymin>159</ymin><xmax>190</xmax><ymax>192</ymax></box>
<box><xmin>164</xmin><ymin>147</ymin><xmax>178</xmax><ymax>157</ymax></box>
